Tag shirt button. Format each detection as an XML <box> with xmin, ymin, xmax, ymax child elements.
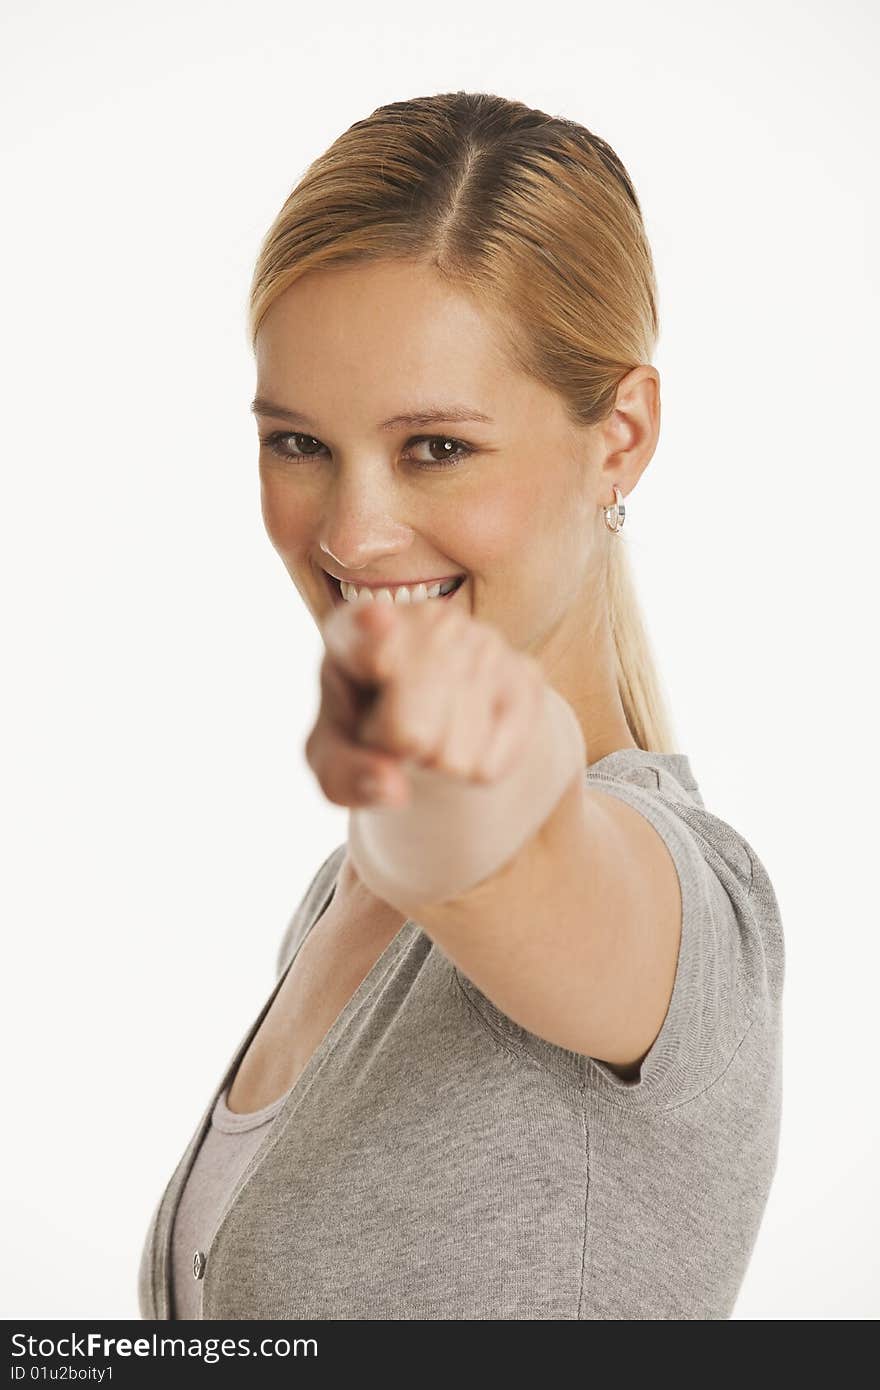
<box><xmin>192</xmin><ymin>1250</ymin><xmax>206</xmax><ymax>1280</ymax></box>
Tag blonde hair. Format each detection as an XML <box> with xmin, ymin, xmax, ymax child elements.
<box><xmin>248</xmin><ymin>91</ymin><xmax>678</xmax><ymax>753</ymax></box>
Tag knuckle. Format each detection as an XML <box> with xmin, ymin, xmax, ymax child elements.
<box><xmin>520</xmin><ymin>651</ymin><xmax>542</xmax><ymax>681</ymax></box>
<box><xmin>434</xmin><ymin>609</ymin><xmax>466</xmax><ymax>642</ymax></box>
<box><xmin>311</xmin><ymin>756</ymin><xmax>347</xmax><ymax>807</ymax></box>
<box><xmin>380</xmin><ymin>693</ymin><xmax>430</xmax><ymax>759</ymax></box>
<box><xmin>521</xmin><ymin>657</ymin><xmax>544</xmax><ymax>697</ymax></box>
<box><xmin>304</xmin><ymin>727</ymin><xmax>319</xmax><ymax>765</ymax></box>
<box><xmin>473</xmin><ymin>762</ymin><xmax>498</xmax><ymax>785</ymax></box>
<box><xmin>481</xmin><ymin>620</ymin><xmax>504</xmax><ymax>650</ymax></box>
<box><xmin>481</xmin><ymin>632</ymin><xmax>505</xmax><ymax>670</ymax></box>
<box><xmin>403</xmin><ymin>722</ymin><xmax>436</xmax><ymax>760</ymax></box>
<box><xmin>446</xmin><ymin>754</ymin><xmax>475</xmax><ymax>779</ymax></box>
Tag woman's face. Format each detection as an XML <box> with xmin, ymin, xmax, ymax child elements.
<box><xmin>253</xmin><ymin>258</ymin><xmax>608</xmax><ymax>664</ymax></box>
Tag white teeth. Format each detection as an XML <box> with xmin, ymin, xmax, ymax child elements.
<box><xmin>339</xmin><ymin>577</ymin><xmax>462</xmax><ymax>604</ymax></box>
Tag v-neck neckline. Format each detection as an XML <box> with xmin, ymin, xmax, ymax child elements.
<box><xmin>160</xmin><ymin>852</ymin><xmax>419</xmax><ymax>1319</ymax></box>
<box><xmin>233</xmin><ymin>867</ymin><xmax>417</xmax><ymax>1119</ymax></box>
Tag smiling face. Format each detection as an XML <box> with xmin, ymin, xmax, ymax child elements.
<box><xmin>253</xmin><ymin>257</ymin><xmax>654</xmax><ymax>760</ymax></box>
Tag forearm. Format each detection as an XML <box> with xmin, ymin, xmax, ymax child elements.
<box><xmin>347</xmin><ymin>681</ymin><xmax>587</xmax><ymax>910</ymax></box>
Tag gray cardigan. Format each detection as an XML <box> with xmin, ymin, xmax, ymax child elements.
<box><xmin>138</xmin><ymin>749</ymin><xmax>784</xmax><ymax>1320</ymax></box>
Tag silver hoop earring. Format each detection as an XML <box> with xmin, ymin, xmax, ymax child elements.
<box><xmin>603</xmin><ymin>485</ymin><xmax>626</xmax><ymax>533</ymax></box>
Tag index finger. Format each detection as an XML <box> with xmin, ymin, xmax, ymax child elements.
<box><xmin>319</xmin><ymin>598</ymin><xmax>398</xmax><ymax>685</ymax></box>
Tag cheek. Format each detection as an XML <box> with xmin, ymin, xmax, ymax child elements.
<box><xmin>259</xmin><ymin>476</ymin><xmax>316</xmax><ymax>557</ymax></box>
<box><xmin>460</xmin><ymin>481</ymin><xmax>567</xmax><ymax>590</ymax></box>
<box><xmin>451</xmin><ymin>482</ymin><xmax>533</xmax><ymax>571</ymax></box>
<box><xmin>457</xmin><ymin>475</ymin><xmax>583</xmax><ymax>622</ymax></box>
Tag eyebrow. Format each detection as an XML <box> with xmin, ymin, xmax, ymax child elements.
<box><xmin>250</xmin><ymin>397</ymin><xmax>493</xmax><ymax>431</ymax></box>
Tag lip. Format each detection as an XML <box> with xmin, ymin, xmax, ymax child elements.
<box><xmin>322</xmin><ymin>569</ymin><xmax>466</xmax><ymax>607</ymax></box>
<box><xmin>322</xmin><ymin>567</ymin><xmax>464</xmax><ymax>590</ymax></box>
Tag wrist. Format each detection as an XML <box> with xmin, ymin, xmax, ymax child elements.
<box><xmin>348</xmin><ymin>680</ymin><xmax>586</xmax><ymax>910</ymax></box>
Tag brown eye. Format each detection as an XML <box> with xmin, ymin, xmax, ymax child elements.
<box><xmin>406</xmin><ymin>437</ymin><xmax>473</xmax><ymax>470</ymax></box>
<box><xmin>260</xmin><ymin>432</ymin><xmax>328</xmax><ymax>460</ymax></box>
<box><xmin>289</xmin><ymin>434</ymin><xmax>324</xmax><ymax>455</ymax></box>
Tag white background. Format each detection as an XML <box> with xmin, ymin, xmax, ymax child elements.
<box><xmin>2</xmin><ymin>0</ymin><xmax>877</xmax><ymax>1321</ymax></box>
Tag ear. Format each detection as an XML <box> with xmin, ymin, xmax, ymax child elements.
<box><xmin>596</xmin><ymin>365</ymin><xmax>661</xmax><ymax>498</ymax></box>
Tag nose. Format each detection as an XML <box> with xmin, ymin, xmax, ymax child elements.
<box><xmin>319</xmin><ymin>514</ymin><xmax>415</xmax><ymax>576</ymax></box>
<box><xmin>322</xmin><ymin>545</ymin><xmax>367</xmax><ymax>572</ymax></box>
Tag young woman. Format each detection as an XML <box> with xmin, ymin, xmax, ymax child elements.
<box><xmin>138</xmin><ymin>91</ymin><xmax>784</xmax><ymax>1321</ymax></box>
